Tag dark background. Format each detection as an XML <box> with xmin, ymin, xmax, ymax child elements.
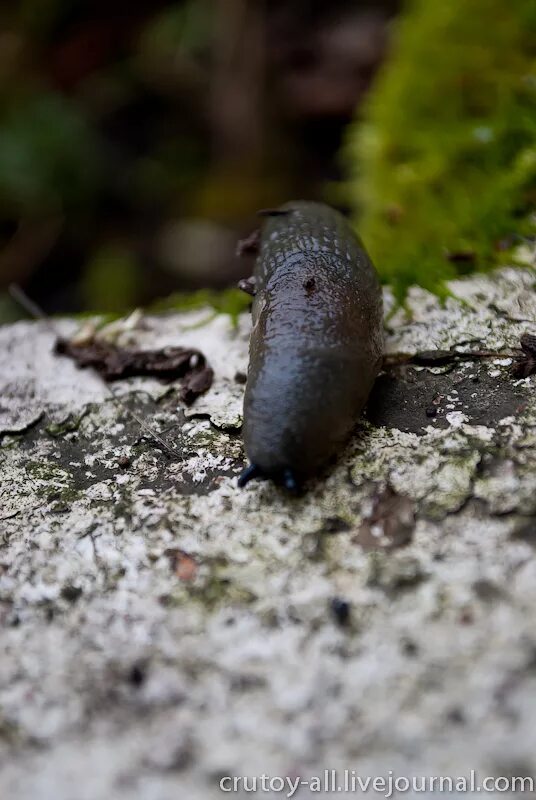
<box><xmin>0</xmin><ymin>0</ymin><xmax>398</xmax><ymax>318</ymax></box>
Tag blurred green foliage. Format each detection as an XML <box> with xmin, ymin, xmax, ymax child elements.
<box><xmin>7</xmin><ymin>0</ymin><xmax>531</xmax><ymax>323</ymax></box>
<box><xmin>141</xmin><ymin>0</ymin><xmax>211</xmax><ymax>60</ymax></box>
<box><xmin>82</xmin><ymin>244</ymin><xmax>142</xmax><ymax>313</ymax></box>
<box><xmin>0</xmin><ymin>1</ymin><xmax>218</xmax><ymax>320</ymax></box>
<box><xmin>0</xmin><ymin>92</ymin><xmax>101</xmax><ymax>215</ymax></box>
<box><xmin>347</xmin><ymin>0</ymin><xmax>536</xmax><ymax>298</ymax></box>
<box><xmin>150</xmin><ymin>287</ymin><xmax>251</xmax><ymax>326</ymax></box>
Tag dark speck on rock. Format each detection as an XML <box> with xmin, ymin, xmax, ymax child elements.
<box><xmin>234</xmin><ymin>371</ymin><xmax>247</xmax><ymax>385</ymax></box>
<box><xmin>401</xmin><ymin>638</ymin><xmax>419</xmax><ymax>657</ymax></box>
<box><xmin>473</xmin><ymin>579</ymin><xmax>504</xmax><ymax>601</ymax></box>
<box><xmin>459</xmin><ymin>608</ymin><xmax>474</xmax><ymax>625</ymax></box>
<box><xmin>446</xmin><ymin>707</ymin><xmax>466</xmax><ymax>725</ymax></box>
<box><xmin>129</xmin><ymin>664</ymin><xmax>146</xmax><ymax>688</ymax></box>
<box><xmin>322</xmin><ymin>516</ymin><xmax>351</xmax><ymax>534</ymax></box>
<box><xmin>61</xmin><ymin>584</ymin><xmax>83</xmax><ymax>602</ymax></box>
<box><xmin>118</xmin><ymin>455</ymin><xmax>131</xmax><ymax>469</ymax></box>
<box><xmin>331</xmin><ymin>597</ymin><xmax>351</xmax><ymax>626</ymax></box>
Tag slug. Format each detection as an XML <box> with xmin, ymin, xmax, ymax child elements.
<box><xmin>238</xmin><ymin>201</ymin><xmax>383</xmax><ymax>490</ymax></box>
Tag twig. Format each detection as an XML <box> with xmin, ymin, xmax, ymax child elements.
<box><xmin>383</xmin><ymin>347</ymin><xmax>513</xmax><ymax>369</ymax></box>
<box><xmin>382</xmin><ymin>336</ymin><xmax>536</xmax><ymax>379</ymax></box>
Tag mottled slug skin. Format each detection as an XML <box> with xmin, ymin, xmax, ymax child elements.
<box><xmin>242</xmin><ymin>201</ymin><xmax>383</xmax><ymax>481</ymax></box>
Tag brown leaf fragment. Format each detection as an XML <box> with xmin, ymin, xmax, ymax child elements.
<box><xmin>511</xmin><ymin>333</ymin><xmax>536</xmax><ymax>378</ymax></box>
<box><xmin>179</xmin><ymin>365</ymin><xmax>214</xmax><ymax>406</ymax></box>
<box><xmin>355</xmin><ymin>486</ymin><xmax>415</xmax><ymax>551</ymax></box>
<box><xmin>521</xmin><ymin>333</ymin><xmax>536</xmax><ymax>353</ymax></box>
<box><xmin>165</xmin><ymin>548</ymin><xmax>198</xmax><ymax>582</ymax></box>
<box><xmin>330</xmin><ymin>597</ymin><xmax>351</xmax><ymax>626</ymax></box>
<box><xmin>55</xmin><ymin>337</ymin><xmax>213</xmax><ymax>403</ymax></box>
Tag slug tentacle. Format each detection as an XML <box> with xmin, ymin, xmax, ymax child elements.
<box><xmin>282</xmin><ymin>469</ymin><xmax>299</xmax><ymax>494</ymax></box>
<box><xmin>237</xmin><ymin>463</ymin><xmax>262</xmax><ymax>487</ymax></box>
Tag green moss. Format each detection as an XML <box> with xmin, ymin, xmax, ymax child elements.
<box><xmin>26</xmin><ymin>460</ymin><xmax>71</xmax><ymax>484</ymax></box>
<box><xmin>165</xmin><ymin>557</ymin><xmax>257</xmax><ymax>611</ymax></box>
<box><xmin>149</xmin><ymin>288</ymin><xmax>251</xmax><ymax>326</ymax></box>
<box><xmin>346</xmin><ymin>0</ymin><xmax>536</xmax><ymax>298</ymax></box>
<box><xmin>25</xmin><ymin>460</ymin><xmax>78</xmax><ymax>506</ymax></box>
<box><xmin>188</xmin><ymin>574</ymin><xmax>256</xmax><ymax>610</ymax></box>
<box><xmin>45</xmin><ymin>412</ymin><xmax>88</xmax><ymax>438</ymax></box>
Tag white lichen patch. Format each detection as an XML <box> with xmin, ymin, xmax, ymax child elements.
<box><xmin>0</xmin><ymin>267</ymin><xmax>536</xmax><ymax>800</ymax></box>
<box><xmin>386</xmin><ymin>267</ymin><xmax>536</xmax><ymax>358</ymax></box>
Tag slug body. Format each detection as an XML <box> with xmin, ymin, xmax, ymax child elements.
<box><xmin>240</xmin><ymin>201</ymin><xmax>383</xmax><ymax>489</ymax></box>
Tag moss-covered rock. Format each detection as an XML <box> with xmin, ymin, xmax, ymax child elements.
<box><xmin>346</xmin><ymin>0</ymin><xmax>536</xmax><ymax>298</ymax></box>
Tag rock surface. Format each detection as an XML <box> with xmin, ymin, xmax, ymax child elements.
<box><xmin>1</xmin><ymin>267</ymin><xmax>536</xmax><ymax>799</ymax></box>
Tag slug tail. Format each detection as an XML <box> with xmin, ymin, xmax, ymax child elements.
<box><xmin>237</xmin><ymin>463</ymin><xmax>262</xmax><ymax>488</ymax></box>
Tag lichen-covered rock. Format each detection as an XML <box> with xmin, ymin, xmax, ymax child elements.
<box><xmin>0</xmin><ymin>268</ymin><xmax>535</xmax><ymax>799</ymax></box>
